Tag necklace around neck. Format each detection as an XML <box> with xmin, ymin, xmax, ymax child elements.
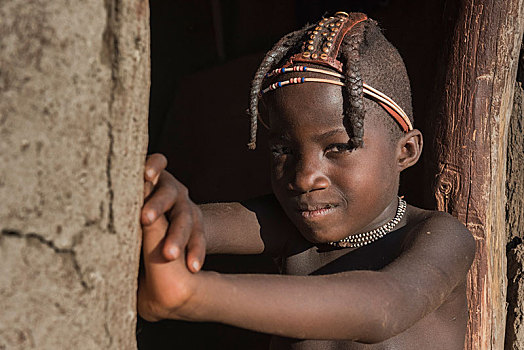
<box><xmin>328</xmin><ymin>196</ymin><xmax>407</xmax><ymax>248</ymax></box>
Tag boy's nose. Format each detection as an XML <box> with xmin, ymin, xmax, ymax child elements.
<box><xmin>287</xmin><ymin>156</ymin><xmax>329</xmax><ymax>193</ymax></box>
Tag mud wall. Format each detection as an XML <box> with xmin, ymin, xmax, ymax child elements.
<box><xmin>0</xmin><ymin>1</ymin><xmax>150</xmax><ymax>348</ymax></box>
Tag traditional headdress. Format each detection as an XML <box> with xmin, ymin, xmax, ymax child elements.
<box><xmin>248</xmin><ymin>12</ymin><xmax>412</xmax><ymax>149</ymax></box>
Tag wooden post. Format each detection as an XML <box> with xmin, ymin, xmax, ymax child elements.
<box><xmin>505</xmin><ymin>79</ymin><xmax>524</xmax><ymax>349</ymax></box>
<box><xmin>429</xmin><ymin>0</ymin><xmax>524</xmax><ymax>348</ymax></box>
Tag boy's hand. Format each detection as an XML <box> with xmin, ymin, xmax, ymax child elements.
<box><xmin>138</xmin><ymin>212</ymin><xmax>196</xmax><ymax>322</ymax></box>
<box><xmin>141</xmin><ymin>154</ymin><xmax>205</xmax><ymax>273</ymax></box>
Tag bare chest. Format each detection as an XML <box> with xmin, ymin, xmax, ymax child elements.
<box><xmin>279</xmin><ymin>235</ymin><xmax>403</xmax><ymax>276</ymax></box>
<box><xmin>272</xmin><ymin>239</ymin><xmax>468</xmax><ymax>350</ymax></box>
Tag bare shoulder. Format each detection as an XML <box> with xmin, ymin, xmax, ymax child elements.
<box><xmin>384</xmin><ymin>206</ymin><xmax>476</xmax><ymax>294</ymax></box>
<box><xmin>409</xmin><ymin>207</ymin><xmax>472</xmax><ymax>236</ymax></box>
<box><xmin>405</xmin><ymin>207</ymin><xmax>476</xmax><ymax>264</ymax></box>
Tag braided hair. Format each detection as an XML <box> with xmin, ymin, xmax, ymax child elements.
<box><xmin>247</xmin><ymin>14</ymin><xmax>413</xmax><ymax>149</ymax></box>
<box><xmin>340</xmin><ymin>22</ymin><xmax>366</xmax><ymax>148</ymax></box>
<box><xmin>247</xmin><ymin>25</ymin><xmax>315</xmax><ymax>149</ymax></box>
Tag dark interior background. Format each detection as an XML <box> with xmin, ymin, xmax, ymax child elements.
<box><xmin>138</xmin><ymin>0</ymin><xmax>455</xmax><ymax>348</ymax></box>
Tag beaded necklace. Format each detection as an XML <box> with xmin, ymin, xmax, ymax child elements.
<box><xmin>329</xmin><ymin>196</ymin><xmax>407</xmax><ymax>248</ymax></box>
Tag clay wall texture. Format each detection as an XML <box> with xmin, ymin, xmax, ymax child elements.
<box><xmin>0</xmin><ymin>1</ymin><xmax>149</xmax><ymax>349</ymax></box>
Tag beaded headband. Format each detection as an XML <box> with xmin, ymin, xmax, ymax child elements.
<box><xmin>261</xmin><ymin>65</ymin><xmax>413</xmax><ymax>132</ymax></box>
<box><xmin>255</xmin><ymin>11</ymin><xmax>413</xmax><ymax>142</ymax></box>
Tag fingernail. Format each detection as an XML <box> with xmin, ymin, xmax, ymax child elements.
<box><xmin>168</xmin><ymin>247</ymin><xmax>179</xmax><ymax>259</ymax></box>
<box><xmin>192</xmin><ymin>261</ymin><xmax>200</xmax><ymax>272</ymax></box>
<box><xmin>146</xmin><ymin>211</ymin><xmax>155</xmax><ymax>223</ymax></box>
<box><xmin>146</xmin><ymin>168</ymin><xmax>155</xmax><ymax>179</ymax></box>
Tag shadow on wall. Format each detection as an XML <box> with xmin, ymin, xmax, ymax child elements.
<box><xmin>139</xmin><ymin>0</ymin><xmax>450</xmax><ymax>348</ymax></box>
<box><xmin>157</xmin><ymin>53</ymin><xmax>272</xmax><ymax>203</ymax></box>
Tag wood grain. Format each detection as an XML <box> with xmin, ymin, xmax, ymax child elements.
<box><xmin>429</xmin><ymin>1</ymin><xmax>524</xmax><ymax>348</ymax></box>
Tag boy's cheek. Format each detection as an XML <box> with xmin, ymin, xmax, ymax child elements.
<box><xmin>270</xmin><ymin>164</ymin><xmax>287</xmax><ymax>188</ymax></box>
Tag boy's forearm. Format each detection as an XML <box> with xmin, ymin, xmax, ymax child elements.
<box><xmin>200</xmin><ymin>196</ymin><xmax>294</xmax><ymax>256</ymax></box>
<box><xmin>180</xmin><ymin>270</ymin><xmax>410</xmax><ymax>343</ymax></box>
<box><xmin>201</xmin><ymin>202</ymin><xmax>265</xmax><ymax>255</ymax></box>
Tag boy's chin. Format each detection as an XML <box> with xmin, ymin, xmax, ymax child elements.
<box><xmin>285</xmin><ymin>208</ymin><xmax>349</xmax><ymax>243</ymax></box>
<box><xmin>295</xmin><ymin>224</ymin><xmax>348</xmax><ymax>245</ymax></box>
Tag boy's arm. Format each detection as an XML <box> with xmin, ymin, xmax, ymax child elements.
<box><xmin>142</xmin><ymin>154</ymin><xmax>294</xmax><ymax>264</ymax></box>
<box><xmin>200</xmin><ymin>195</ymin><xmax>297</xmax><ymax>256</ymax></box>
<box><xmin>139</xmin><ymin>212</ymin><xmax>475</xmax><ymax>343</ymax></box>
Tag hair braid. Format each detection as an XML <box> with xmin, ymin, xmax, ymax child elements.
<box><xmin>340</xmin><ymin>22</ymin><xmax>367</xmax><ymax>148</ymax></box>
<box><xmin>247</xmin><ymin>26</ymin><xmax>313</xmax><ymax>149</ymax></box>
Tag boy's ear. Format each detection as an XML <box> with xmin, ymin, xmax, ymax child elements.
<box><xmin>396</xmin><ymin>129</ymin><xmax>423</xmax><ymax>171</ymax></box>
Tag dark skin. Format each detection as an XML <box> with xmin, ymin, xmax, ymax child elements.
<box><xmin>139</xmin><ymin>80</ymin><xmax>475</xmax><ymax>349</ymax></box>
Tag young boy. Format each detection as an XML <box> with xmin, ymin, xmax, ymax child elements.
<box><xmin>139</xmin><ymin>12</ymin><xmax>475</xmax><ymax>349</ymax></box>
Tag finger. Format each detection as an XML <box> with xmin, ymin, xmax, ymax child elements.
<box><xmin>186</xmin><ymin>218</ymin><xmax>206</xmax><ymax>273</ymax></box>
<box><xmin>141</xmin><ymin>181</ymin><xmax>155</xmax><ymax>225</ymax></box>
<box><xmin>141</xmin><ymin>178</ymin><xmax>179</xmax><ymax>225</ymax></box>
<box><xmin>186</xmin><ymin>207</ymin><xmax>206</xmax><ymax>272</ymax></box>
<box><xmin>162</xmin><ymin>204</ymin><xmax>194</xmax><ymax>261</ymax></box>
<box><xmin>144</xmin><ymin>180</ymin><xmax>154</xmax><ymax>199</ymax></box>
<box><xmin>145</xmin><ymin>154</ymin><xmax>168</xmax><ymax>184</ymax></box>
<box><xmin>186</xmin><ymin>234</ymin><xmax>205</xmax><ymax>273</ymax></box>
<box><xmin>142</xmin><ymin>214</ymin><xmax>169</xmax><ymax>265</ymax></box>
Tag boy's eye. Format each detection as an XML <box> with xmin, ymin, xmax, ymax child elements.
<box><xmin>325</xmin><ymin>143</ymin><xmax>354</xmax><ymax>154</ymax></box>
<box><xmin>270</xmin><ymin>145</ymin><xmax>292</xmax><ymax>156</ymax></box>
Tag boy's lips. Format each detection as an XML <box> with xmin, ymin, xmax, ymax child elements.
<box><xmin>296</xmin><ymin>203</ymin><xmax>339</xmax><ymax>220</ymax></box>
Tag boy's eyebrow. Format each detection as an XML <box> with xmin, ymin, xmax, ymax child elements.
<box><xmin>268</xmin><ymin>128</ymin><xmax>349</xmax><ymax>141</ymax></box>
<box><xmin>314</xmin><ymin>128</ymin><xmax>348</xmax><ymax>141</ymax></box>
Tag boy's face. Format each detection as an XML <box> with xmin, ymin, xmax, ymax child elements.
<box><xmin>264</xmin><ymin>82</ymin><xmax>402</xmax><ymax>244</ymax></box>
